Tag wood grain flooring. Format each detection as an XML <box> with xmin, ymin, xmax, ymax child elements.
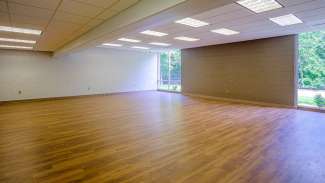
<box><xmin>1</xmin><ymin>91</ymin><xmax>325</xmax><ymax>183</ymax></box>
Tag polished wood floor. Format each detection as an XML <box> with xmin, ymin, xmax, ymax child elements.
<box><xmin>1</xmin><ymin>91</ymin><xmax>325</xmax><ymax>183</ymax></box>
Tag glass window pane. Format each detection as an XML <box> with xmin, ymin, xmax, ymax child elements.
<box><xmin>298</xmin><ymin>31</ymin><xmax>325</xmax><ymax>109</ymax></box>
<box><xmin>158</xmin><ymin>50</ymin><xmax>181</xmax><ymax>92</ymax></box>
<box><xmin>169</xmin><ymin>50</ymin><xmax>181</xmax><ymax>92</ymax></box>
<box><xmin>158</xmin><ymin>52</ymin><xmax>169</xmax><ymax>90</ymax></box>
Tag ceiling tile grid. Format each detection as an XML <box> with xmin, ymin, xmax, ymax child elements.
<box><xmin>8</xmin><ymin>0</ymin><xmax>62</xmax><ymax>10</ymax></box>
<box><xmin>1</xmin><ymin>0</ymin><xmax>325</xmax><ymax>52</ymax></box>
<box><xmin>0</xmin><ymin>0</ymin><xmax>141</xmax><ymax>51</ymax></box>
<box><xmin>100</xmin><ymin>0</ymin><xmax>325</xmax><ymax>52</ymax></box>
<box><xmin>0</xmin><ymin>0</ymin><xmax>8</xmax><ymax>12</ymax></box>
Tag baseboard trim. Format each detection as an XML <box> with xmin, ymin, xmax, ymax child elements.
<box><xmin>182</xmin><ymin>92</ymin><xmax>295</xmax><ymax>109</ymax></box>
<box><xmin>0</xmin><ymin>90</ymin><xmax>156</xmax><ymax>104</ymax></box>
<box><xmin>157</xmin><ymin>89</ymin><xmax>181</xmax><ymax>94</ymax></box>
<box><xmin>297</xmin><ymin>106</ymin><xmax>325</xmax><ymax>113</ymax></box>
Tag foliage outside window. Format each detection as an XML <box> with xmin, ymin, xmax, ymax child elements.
<box><xmin>158</xmin><ymin>50</ymin><xmax>181</xmax><ymax>92</ymax></box>
<box><xmin>298</xmin><ymin>31</ymin><xmax>325</xmax><ymax>109</ymax></box>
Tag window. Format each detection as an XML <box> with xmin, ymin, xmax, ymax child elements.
<box><xmin>298</xmin><ymin>31</ymin><xmax>325</xmax><ymax>109</ymax></box>
<box><xmin>158</xmin><ymin>50</ymin><xmax>181</xmax><ymax>92</ymax></box>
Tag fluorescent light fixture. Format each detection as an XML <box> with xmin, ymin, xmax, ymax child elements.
<box><xmin>118</xmin><ymin>38</ymin><xmax>141</xmax><ymax>43</ymax></box>
<box><xmin>141</xmin><ymin>30</ymin><xmax>168</xmax><ymax>37</ymax></box>
<box><xmin>0</xmin><ymin>37</ymin><xmax>36</xmax><ymax>44</ymax></box>
<box><xmin>0</xmin><ymin>26</ymin><xmax>42</xmax><ymax>35</ymax></box>
<box><xmin>270</xmin><ymin>14</ymin><xmax>303</xmax><ymax>26</ymax></box>
<box><xmin>149</xmin><ymin>42</ymin><xmax>171</xmax><ymax>46</ymax></box>
<box><xmin>211</xmin><ymin>28</ymin><xmax>240</xmax><ymax>35</ymax></box>
<box><xmin>174</xmin><ymin>36</ymin><xmax>199</xmax><ymax>42</ymax></box>
<box><xmin>236</xmin><ymin>0</ymin><xmax>282</xmax><ymax>13</ymax></box>
<box><xmin>102</xmin><ymin>43</ymin><xmax>122</xmax><ymax>47</ymax></box>
<box><xmin>0</xmin><ymin>44</ymin><xmax>33</xmax><ymax>50</ymax></box>
<box><xmin>132</xmin><ymin>46</ymin><xmax>150</xmax><ymax>50</ymax></box>
<box><xmin>175</xmin><ymin>18</ymin><xmax>209</xmax><ymax>27</ymax></box>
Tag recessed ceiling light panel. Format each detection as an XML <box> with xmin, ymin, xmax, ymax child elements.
<box><xmin>270</xmin><ymin>14</ymin><xmax>303</xmax><ymax>26</ymax></box>
<box><xmin>0</xmin><ymin>26</ymin><xmax>42</xmax><ymax>35</ymax></box>
<box><xmin>175</xmin><ymin>18</ymin><xmax>209</xmax><ymax>27</ymax></box>
<box><xmin>102</xmin><ymin>43</ymin><xmax>122</xmax><ymax>47</ymax></box>
<box><xmin>141</xmin><ymin>30</ymin><xmax>168</xmax><ymax>37</ymax></box>
<box><xmin>0</xmin><ymin>37</ymin><xmax>36</xmax><ymax>44</ymax></box>
<box><xmin>174</xmin><ymin>36</ymin><xmax>199</xmax><ymax>42</ymax></box>
<box><xmin>237</xmin><ymin>0</ymin><xmax>283</xmax><ymax>13</ymax></box>
<box><xmin>132</xmin><ymin>46</ymin><xmax>150</xmax><ymax>50</ymax></box>
<box><xmin>149</xmin><ymin>42</ymin><xmax>171</xmax><ymax>46</ymax></box>
<box><xmin>211</xmin><ymin>28</ymin><xmax>240</xmax><ymax>35</ymax></box>
<box><xmin>0</xmin><ymin>44</ymin><xmax>33</xmax><ymax>50</ymax></box>
<box><xmin>118</xmin><ymin>38</ymin><xmax>141</xmax><ymax>43</ymax></box>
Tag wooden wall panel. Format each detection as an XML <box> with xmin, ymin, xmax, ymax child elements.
<box><xmin>182</xmin><ymin>35</ymin><xmax>297</xmax><ymax>106</ymax></box>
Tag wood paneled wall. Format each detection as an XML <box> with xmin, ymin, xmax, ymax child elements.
<box><xmin>181</xmin><ymin>35</ymin><xmax>297</xmax><ymax>107</ymax></box>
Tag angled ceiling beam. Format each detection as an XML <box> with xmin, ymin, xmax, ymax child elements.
<box><xmin>54</xmin><ymin>0</ymin><xmax>233</xmax><ymax>57</ymax></box>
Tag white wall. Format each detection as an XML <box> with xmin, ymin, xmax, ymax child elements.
<box><xmin>0</xmin><ymin>48</ymin><xmax>157</xmax><ymax>101</ymax></box>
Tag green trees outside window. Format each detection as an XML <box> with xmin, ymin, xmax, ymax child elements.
<box><xmin>298</xmin><ymin>31</ymin><xmax>325</xmax><ymax>109</ymax></box>
<box><xmin>158</xmin><ymin>50</ymin><xmax>181</xmax><ymax>92</ymax></box>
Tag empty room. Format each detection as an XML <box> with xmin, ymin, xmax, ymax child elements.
<box><xmin>1</xmin><ymin>0</ymin><xmax>325</xmax><ymax>182</ymax></box>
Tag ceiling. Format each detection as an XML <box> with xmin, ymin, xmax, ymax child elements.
<box><xmin>0</xmin><ymin>0</ymin><xmax>140</xmax><ymax>51</ymax></box>
<box><xmin>102</xmin><ymin>0</ymin><xmax>325</xmax><ymax>52</ymax></box>
<box><xmin>0</xmin><ymin>0</ymin><xmax>325</xmax><ymax>54</ymax></box>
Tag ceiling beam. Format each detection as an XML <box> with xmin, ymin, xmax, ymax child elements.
<box><xmin>54</xmin><ymin>0</ymin><xmax>233</xmax><ymax>57</ymax></box>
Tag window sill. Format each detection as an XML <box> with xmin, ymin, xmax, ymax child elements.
<box><xmin>298</xmin><ymin>105</ymin><xmax>325</xmax><ymax>113</ymax></box>
<box><xmin>157</xmin><ymin>89</ymin><xmax>181</xmax><ymax>93</ymax></box>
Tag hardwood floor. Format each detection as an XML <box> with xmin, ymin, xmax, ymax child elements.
<box><xmin>1</xmin><ymin>91</ymin><xmax>325</xmax><ymax>183</ymax></box>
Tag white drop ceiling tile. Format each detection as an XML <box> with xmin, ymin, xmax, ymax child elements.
<box><xmin>38</xmin><ymin>25</ymin><xmax>84</xmax><ymax>50</ymax></box>
<box><xmin>296</xmin><ymin>6</ymin><xmax>325</xmax><ymax>18</ymax></box>
<box><xmin>307</xmin><ymin>18</ymin><xmax>325</xmax><ymax>27</ymax></box>
<box><xmin>278</xmin><ymin>0</ymin><xmax>314</xmax><ymax>7</ymax></box>
<box><xmin>302</xmin><ymin>14</ymin><xmax>325</xmax><ymax>25</ymax></box>
<box><xmin>125</xmin><ymin>0</ymin><xmax>325</xmax><ymax>51</ymax></box>
<box><xmin>11</xmin><ymin>14</ymin><xmax>48</xmax><ymax>28</ymax></box>
<box><xmin>8</xmin><ymin>2</ymin><xmax>54</xmax><ymax>19</ymax></box>
<box><xmin>0</xmin><ymin>12</ymin><xmax>10</xmax><ymax>25</ymax></box>
<box><xmin>110</xmin><ymin>0</ymin><xmax>139</xmax><ymax>12</ymax></box>
<box><xmin>193</xmin><ymin>3</ymin><xmax>244</xmax><ymax>20</ymax></box>
<box><xmin>260</xmin><ymin>0</ymin><xmax>325</xmax><ymax>18</ymax></box>
<box><xmin>310</xmin><ymin>22</ymin><xmax>325</xmax><ymax>29</ymax></box>
<box><xmin>0</xmin><ymin>0</ymin><xmax>8</xmax><ymax>12</ymax></box>
<box><xmin>205</xmin><ymin>10</ymin><xmax>253</xmax><ymax>25</ymax></box>
<box><xmin>41</xmin><ymin>22</ymin><xmax>82</xmax><ymax>48</ymax></box>
<box><xmin>96</xmin><ymin>9</ymin><xmax>119</xmax><ymax>20</ymax></box>
<box><xmin>46</xmin><ymin>21</ymin><xmax>82</xmax><ymax>34</ymax></box>
<box><xmin>74</xmin><ymin>26</ymin><xmax>91</xmax><ymax>36</ymax></box>
<box><xmin>210</xmin><ymin>17</ymin><xmax>264</xmax><ymax>30</ymax></box>
<box><xmin>8</xmin><ymin>0</ymin><xmax>61</xmax><ymax>10</ymax></box>
<box><xmin>153</xmin><ymin>24</ymin><xmax>180</xmax><ymax>34</ymax></box>
<box><xmin>36</xmin><ymin>36</ymin><xmax>67</xmax><ymax>51</ymax></box>
<box><xmin>159</xmin><ymin>24</ymin><xmax>198</xmax><ymax>35</ymax></box>
<box><xmin>59</xmin><ymin>0</ymin><xmax>104</xmax><ymax>18</ymax></box>
<box><xmin>10</xmin><ymin>22</ymin><xmax>45</xmax><ymax>31</ymax></box>
<box><xmin>86</xmin><ymin>18</ymin><xmax>105</xmax><ymax>27</ymax></box>
<box><xmin>53</xmin><ymin>11</ymin><xmax>92</xmax><ymax>25</ymax></box>
<box><xmin>72</xmin><ymin>19</ymin><xmax>104</xmax><ymax>37</ymax></box>
<box><xmin>75</xmin><ymin>0</ymin><xmax>118</xmax><ymax>8</ymax></box>
<box><xmin>242</xmin><ymin>20</ymin><xmax>277</xmax><ymax>30</ymax></box>
<box><xmin>5</xmin><ymin>0</ymin><xmax>325</xmax><ymax>51</ymax></box>
<box><xmin>227</xmin><ymin>15</ymin><xmax>265</xmax><ymax>26</ymax></box>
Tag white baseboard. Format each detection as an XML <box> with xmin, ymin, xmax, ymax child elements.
<box><xmin>0</xmin><ymin>90</ymin><xmax>156</xmax><ymax>103</ymax></box>
<box><xmin>182</xmin><ymin>92</ymin><xmax>296</xmax><ymax>109</ymax></box>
